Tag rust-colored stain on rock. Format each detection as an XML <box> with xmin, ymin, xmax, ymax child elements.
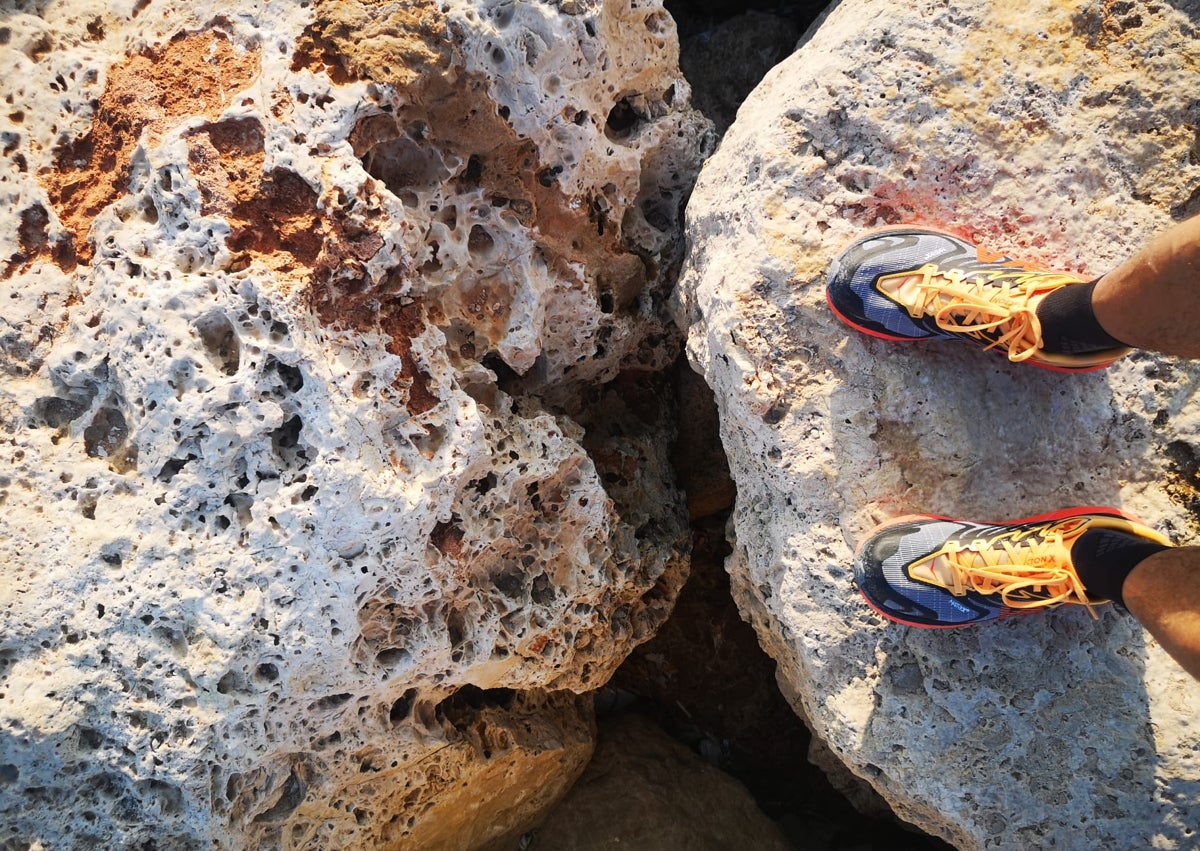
<box><xmin>183</xmin><ymin>117</ymin><xmax>436</xmax><ymax>414</ymax></box>
<box><xmin>315</xmin><ymin>284</ymin><xmax>440</xmax><ymax>417</ymax></box>
<box><xmin>40</xmin><ymin>30</ymin><xmax>261</xmax><ymax>264</ymax></box>
<box><xmin>311</xmin><ymin>0</ymin><xmax>651</xmax><ymax>333</ymax></box>
<box><xmin>185</xmin><ymin>118</ymin><xmax>322</xmax><ymax>272</ymax></box>
<box><xmin>429</xmin><ymin>519</ymin><xmax>465</xmax><ymax>559</ymax></box>
<box><xmin>3</xmin><ymin>202</ymin><xmax>77</xmax><ymax>278</ymax></box>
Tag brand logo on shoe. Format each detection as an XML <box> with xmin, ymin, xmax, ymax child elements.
<box><xmin>947</xmin><ymin>597</ymin><xmax>978</xmax><ymax>616</ymax></box>
<box><xmin>968</xmin><ymin>517</ymin><xmax>1086</xmax><ymax>551</ymax></box>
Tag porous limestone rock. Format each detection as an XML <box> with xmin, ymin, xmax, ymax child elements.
<box><xmin>0</xmin><ymin>0</ymin><xmax>709</xmax><ymax>846</ymax></box>
<box><xmin>675</xmin><ymin>0</ymin><xmax>1200</xmax><ymax>848</ymax></box>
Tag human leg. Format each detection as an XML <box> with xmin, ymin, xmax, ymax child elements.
<box><xmin>1081</xmin><ymin>215</ymin><xmax>1200</xmax><ymax>678</ymax></box>
<box><xmin>1090</xmin><ymin>214</ymin><xmax>1200</xmax><ymax>358</ymax></box>
<box><xmin>1122</xmin><ymin>548</ymin><xmax>1200</xmax><ymax>680</ymax></box>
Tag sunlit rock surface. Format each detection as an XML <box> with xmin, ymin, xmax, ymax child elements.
<box><xmin>675</xmin><ymin>0</ymin><xmax>1200</xmax><ymax>847</ymax></box>
<box><xmin>0</xmin><ymin>0</ymin><xmax>709</xmax><ymax>846</ymax></box>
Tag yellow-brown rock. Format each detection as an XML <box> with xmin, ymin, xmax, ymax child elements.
<box><xmin>529</xmin><ymin>713</ymin><xmax>791</xmax><ymax>851</ymax></box>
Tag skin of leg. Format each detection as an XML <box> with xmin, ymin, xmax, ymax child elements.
<box><xmin>1121</xmin><ymin>547</ymin><xmax>1200</xmax><ymax>681</ymax></box>
<box><xmin>1089</xmin><ymin>215</ymin><xmax>1200</xmax><ymax>680</ymax></box>
<box><xmin>1092</xmin><ymin>213</ymin><xmax>1200</xmax><ymax>357</ymax></box>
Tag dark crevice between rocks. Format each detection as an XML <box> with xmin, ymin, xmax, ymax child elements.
<box><xmin>668</xmin><ymin>0</ymin><xmax>826</xmax><ymax>135</ymax></box>
<box><xmin>604</xmin><ymin>362</ymin><xmax>951</xmax><ymax>850</ymax></box>
<box><xmin>589</xmin><ymin>1</ymin><xmax>953</xmax><ymax>848</ymax></box>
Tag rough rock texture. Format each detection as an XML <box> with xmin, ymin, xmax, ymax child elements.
<box><xmin>675</xmin><ymin>0</ymin><xmax>1200</xmax><ymax>848</ymax></box>
<box><xmin>0</xmin><ymin>0</ymin><xmax>710</xmax><ymax>846</ymax></box>
<box><xmin>527</xmin><ymin>712</ymin><xmax>791</xmax><ymax>850</ymax></box>
<box><xmin>611</xmin><ymin>515</ymin><xmax>950</xmax><ymax>849</ymax></box>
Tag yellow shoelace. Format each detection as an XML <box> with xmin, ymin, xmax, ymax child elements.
<box><xmin>932</xmin><ymin>530</ymin><xmax>1099</xmax><ymax>618</ymax></box>
<box><xmin>883</xmin><ymin>264</ymin><xmax>1081</xmax><ymax>363</ymax></box>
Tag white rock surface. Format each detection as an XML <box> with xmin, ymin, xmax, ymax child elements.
<box><xmin>0</xmin><ymin>0</ymin><xmax>708</xmax><ymax>846</ymax></box>
<box><xmin>676</xmin><ymin>0</ymin><xmax>1200</xmax><ymax>848</ymax></box>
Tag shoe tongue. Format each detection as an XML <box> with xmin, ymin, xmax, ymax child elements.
<box><xmin>932</xmin><ymin>553</ymin><xmax>962</xmax><ymax>586</ymax></box>
<box><xmin>919</xmin><ymin>545</ymin><xmax>1028</xmax><ymax>589</ymax></box>
<box><xmin>880</xmin><ymin>273</ymin><xmax>925</xmax><ymax>308</ymax></box>
<box><xmin>912</xmin><ymin>554</ymin><xmax>958</xmax><ymax>587</ymax></box>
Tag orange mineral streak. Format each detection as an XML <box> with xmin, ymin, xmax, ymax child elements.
<box><xmin>184</xmin><ymin>117</ymin><xmax>323</xmax><ymax>275</ymax></box>
<box><xmin>34</xmin><ymin>15</ymin><xmax>436</xmax><ymax>415</ymax></box>
<box><xmin>2</xmin><ymin>202</ymin><xmax>77</xmax><ymax>278</ymax></box>
<box><xmin>310</xmin><ymin>0</ymin><xmax>651</xmax><ymax>337</ymax></box>
<box><xmin>41</xmin><ymin>30</ymin><xmax>261</xmax><ymax>264</ymax></box>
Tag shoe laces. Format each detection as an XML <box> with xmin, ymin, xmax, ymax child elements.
<box><xmin>931</xmin><ymin>529</ymin><xmax>1099</xmax><ymax>618</ymax></box>
<box><xmin>896</xmin><ymin>264</ymin><xmax>1079</xmax><ymax>363</ymax></box>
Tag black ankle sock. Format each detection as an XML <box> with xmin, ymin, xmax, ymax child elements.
<box><xmin>1072</xmin><ymin>529</ymin><xmax>1168</xmax><ymax>607</ymax></box>
<box><xmin>1036</xmin><ymin>280</ymin><xmax>1128</xmax><ymax>354</ymax></box>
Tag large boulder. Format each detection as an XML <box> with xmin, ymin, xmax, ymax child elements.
<box><xmin>675</xmin><ymin>0</ymin><xmax>1200</xmax><ymax>848</ymax></box>
<box><xmin>0</xmin><ymin>0</ymin><xmax>709</xmax><ymax>846</ymax></box>
<box><xmin>527</xmin><ymin>712</ymin><xmax>791</xmax><ymax>851</ymax></box>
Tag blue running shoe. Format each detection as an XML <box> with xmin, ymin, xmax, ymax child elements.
<box><xmin>826</xmin><ymin>228</ymin><xmax>1130</xmax><ymax>372</ymax></box>
<box><xmin>854</xmin><ymin>507</ymin><xmax>1171</xmax><ymax>628</ymax></box>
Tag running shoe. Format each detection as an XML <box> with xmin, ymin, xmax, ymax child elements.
<box><xmin>854</xmin><ymin>507</ymin><xmax>1171</xmax><ymax>628</ymax></box>
<box><xmin>825</xmin><ymin>228</ymin><xmax>1131</xmax><ymax>371</ymax></box>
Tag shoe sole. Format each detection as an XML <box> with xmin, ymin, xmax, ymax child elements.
<box><xmin>825</xmin><ymin>226</ymin><xmax>1125</xmax><ymax>374</ymax></box>
<box><xmin>853</xmin><ymin>505</ymin><xmax>1151</xmax><ymax>629</ymax></box>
